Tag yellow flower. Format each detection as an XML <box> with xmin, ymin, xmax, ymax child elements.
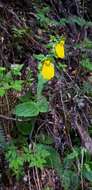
<box><xmin>54</xmin><ymin>40</ymin><xmax>65</xmax><ymax>59</ymax></box>
<box><xmin>41</xmin><ymin>59</ymin><xmax>55</xmax><ymax>80</ymax></box>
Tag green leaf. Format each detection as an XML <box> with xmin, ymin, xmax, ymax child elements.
<box><xmin>33</xmin><ymin>54</ymin><xmax>46</xmax><ymax>62</ymax></box>
<box><xmin>63</xmin><ymin>148</ymin><xmax>80</xmax><ymax>169</ymax></box>
<box><xmin>0</xmin><ymin>67</ymin><xmax>6</xmax><ymax>77</ymax></box>
<box><xmin>59</xmin><ymin>18</ymin><xmax>69</xmax><ymax>26</ymax></box>
<box><xmin>2</xmin><ymin>82</ymin><xmax>10</xmax><ymax>90</ymax></box>
<box><xmin>16</xmin><ymin>121</ymin><xmax>34</xmax><ymax>135</ymax></box>
<box><xmin>37</xmin><ymin>133</ymin><xmax>54</xmax><ymax>145</ymax></box>
<box><xmin>14</xmin><ymin>101</ymin><xmax>39</xmax><ymax>117</ymax></box>
<box><xmin>82</xmin><ymin>38</ymin><xmax>92</xmax><ymax>49</ymax></box>
<box><xmin>82</xmin><ymin>81</ymin><xmax>92</xmax><ymax>95</ymax></box>
<box><xmin>80</xmin><ymin>58</ymin><xmax>92</xmax><ymax>71</ymax></box>
<box><xmin>11</xmin><ymin>80</ymin><xmax>23</xmax><ymax>91</ymax></box>
<box><xmin>64</xmin><ymin>149</ymin><xmax>79</xmax><ymax>162</ymax></box>
<box><xmin>30</xmin><ymin>144</ymin><xmax>50</xmax><ymax>169</ymax></box>
<box><xmin>43</xmin><ymin>146</ymin><xmax>79</xmax><ymax>189</ymax></box>
<box><xmin>62</xmin><ymin>170</ymin><xmax>79</xmax><ymax>190</ymax></box>
<box><xmin>70</xmin><ymin>16</ymin><xmax>86</xmax><ymax>27</ymax></box>
<box><xmin>11</xmin><ymin>64</ymin><xmax>23</xmax><ymax>76</ymax></box>
<box><xmin>83</xmin><ymin>170</ymin><xmax>92</xmax><ymax>182</ymax></box>
<box><xmin>0</xmin><ymin>88</ymin><xmax>6</xmax><ymax>96</ymax></box>
<box><xmin>37</xmin><ymin>97</ymin><xmax>49</xmax><ymax>113</ymax></box>
<box><xmin>0</xmin><ymin>67</ymin><xmax>6</xmax><ymax>72</ymax></box>
<box><xmin>41</xmin><ymin>145</ymin><xmax>63</xmax><ymax>178</ymax></box>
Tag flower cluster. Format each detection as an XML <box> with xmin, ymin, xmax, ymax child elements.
<box><xmin>41</xmin><ymin>39</ymin><xmax>65</xmax><ymax>80</ymax></box>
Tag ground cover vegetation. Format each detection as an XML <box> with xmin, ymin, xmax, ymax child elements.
<box><xmin>0</xmin><ymin>0</ymin><xmax>92</xmax><ymax>189</ymax></box>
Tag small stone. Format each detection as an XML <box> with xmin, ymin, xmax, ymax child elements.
<box><xmin>23</xmin><ymin>175</ymin><xmax>28</xmax><ymax>182</ymax></box>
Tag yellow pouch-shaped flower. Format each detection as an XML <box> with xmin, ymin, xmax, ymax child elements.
<box><xmin>55</xmin><ymin>40</ymin><xmax>65</xmax><ymax>59</ymax></box>
<box><xmin>41</xmin><ymin>59</ymin><xmax>55</xmax><ymax>80</ymax></box>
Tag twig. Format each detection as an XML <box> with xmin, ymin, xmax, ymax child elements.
<box><xmin>75</xmin><ymin>113</ymin><xmax>92</xmax><ymax>154</ymax></box>
<box><xmin>80</xmin><ymin>148</ymin><xmax>84</xmax><ymax>190</ymax></box>
<box><xmin>0</xmin><ymin>114</ymin><xmax>31</xmax><ymax>122</ymax></box>
<box><xmin>0</xmin><ymin>114</ymin><xmax>22</xmax><ymax>121</ymax></box>
<box><xmin>35</xmin><ymin>167</ymin><xmax>41</xmax><ymax>190</ymax></box>
<box><xmin>33</xmin><ymin>168</ymin><xmax>38</xmax><ymax>190</ymax></box>
<box><xmin>28</xmin><ymin>169</ymin><xmax>32</xmax><ymax>190</ymax></box>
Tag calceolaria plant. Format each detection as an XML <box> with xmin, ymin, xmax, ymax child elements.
<box><xmin>37</xmin><ymin>58</ymin><xmax>55</xmax><ymax>98</ymax></box>
<box><xmin>14</xmin><ymin>58</ymin><xmax>55</xmax><ymax>117</ymax></box>
<box><xmin>14</xmin><ymin>36</ymin><xmax>65</xmax><ymax>118</ymax></box>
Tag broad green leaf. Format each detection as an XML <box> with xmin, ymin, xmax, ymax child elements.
<box><xmin>62</xmin><ymin>170</ymin><xmax>79</xmax><ymax>190</ymax></box>
<box><xmin>37</xmin><ymin>97</ymin><xmax>49</xmax><ymax>113</ymax></box>
<box><xmin>14</xmin><ymin>101</ymin><xmax>39</xmax><ymax>117</ymax></box>
<box><xmin>83</xmin><ymin>170</ymin><xmax>92</xmax><ymax>182</ymax></box>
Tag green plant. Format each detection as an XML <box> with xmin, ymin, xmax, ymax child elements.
<box><xmin>14</xmin><ymin>44</ymin><xmax>62</xmax><ymax>118</ymax></box>
<box><xmin>5</xmin><ymin>143</ymin><xmax>50</xmax><ymax>179</ymax></box>
<box><xmin>12</xmin><ymin>27</ymin><xmax>31</xmax><ymax>39</ymax></box>
<box><xmin>36</xmin><ymin>6</ymin><xmax>59</xmax><ymax>28</ymax></box>
<box><xmin>14</xmin><ymin>62</ymin><xmax>49</xmax><ymax>117</ymax></box>
<box><xmin>14</xmin><ymin>94</ymin><xmax>49</xmax><ymax>117</ymax></box>
<box><xmin>0</xmin><ymin>65</ymin><xmax>23</xmax><ymax>96</ymax></box>
<box><xmin>80</xmin><ymin>57</ymin><xmax>92</xmax><ymax>71</ymax></box>
<box><xmin>34</xmin><ymin>36</ymin><xmax>66</xmax><ymax>73</ymax></box>
<box><xmin>41</xmin><ymin>146</ymin><xmax>92</xmax><ymax>190</ymax></box>
<box><xmin>0</xmin><ymin>64</ymin><xmax>34</xmax><ymax>97</ymax></box>
<box><xmin>12</xmin><ymin>38</ymin><xmax>66</xmax><ymax>184</ymax></box>
<box><xmin>36</xmin><ymin>9</ymin><xmax>92</xmax><ymax>29</ymax></box>
<box><xmin>82</xmin><ymin>38</ymin><xmax>92</xmax><ymax>49</ymax></box>
<box><xmin>5</xmin><ymin>142</ymin><xmax>63</xmax><ymax>180</ymax></box>
<box><xmin>58</xmin><ymin>147</ymin><xmax>92</xmax><ymax>189</ymax></box>
<box><xmin>23</xmin><ymin>144</ymin><xmax>50</xmax><ymax>169</ymax></box>
<box><xmin>5</xmin><ymin>144</ymin><xmax>24</xmax><ymax>179</ymax></box>
<box><xmin>82</xmin><ymin>81</ymin><xmax>92</xmax><ymax>96</ymax></box>
<box><xmin>68</xmin><ymin>16</ymin><xmax>92</xmax><ymax>27</ymax></box>
<box><xmin>0</xmin><ymin>64</ymin><xmax>24</xmax><ymax>96</ymax></box>
<box><xmin>6</xmin><ymin>135</ymin><xmax>92</xmax><ymax>188</ymax></box>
